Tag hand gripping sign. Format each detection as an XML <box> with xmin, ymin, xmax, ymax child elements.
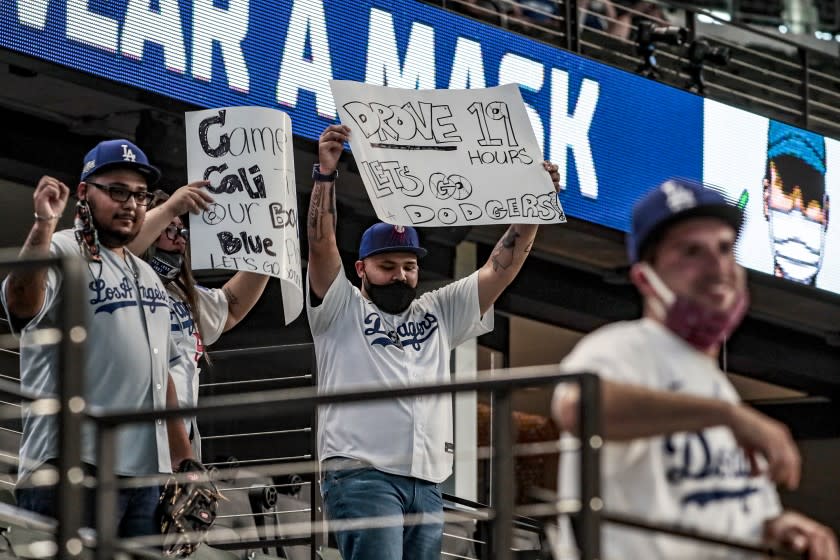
<box><xmin>330</xmin><ymin>80</ymin><xmax>565</xmax><ymax>227</ymax></box>
<box><xmin>185</xmin><ymin>106</ymin><xmax>302</xmax><ymax>325</ymax></box>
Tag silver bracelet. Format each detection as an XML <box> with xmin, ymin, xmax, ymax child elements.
<box><xmin>33</xmin><ymin>212</ymin><xmax>59</xmax><ymax>222</ymax></box>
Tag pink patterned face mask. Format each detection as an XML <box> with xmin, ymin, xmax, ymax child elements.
<box><xmin>639</xmin><ymin>263</ymin><xmax>748</xmax><ymax>351</ymax></box>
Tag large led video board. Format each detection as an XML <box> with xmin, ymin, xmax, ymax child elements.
<box><xmin>705</xmin><ymin>100</ymin><xmax>840</xmax><ymax>290</ymax></box>
<box><xmin>1</xmin><ymin>0</ymin><xmax>837</xmax><ymax>290</ymax></box>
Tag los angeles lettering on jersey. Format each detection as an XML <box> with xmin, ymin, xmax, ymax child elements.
<box><xmin>89</xmin><ymin>277</ymin><xmax>168</xmax><ymax>314</ymax></box>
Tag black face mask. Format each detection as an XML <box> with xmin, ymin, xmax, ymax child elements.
<box><xmin>149</xmin><ymin>248</ymin><xmax>183</xmax><ymax>284</ymax></box>
<box><xmin>364</xmin><ymin>277</ymin><xmax>416</xmax><ymax>314</ymax></box>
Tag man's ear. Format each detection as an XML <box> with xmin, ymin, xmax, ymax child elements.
<box><xmin>630</xmin><ymin>262</ymin><xmax>672</xmax><ymax>321</ymax></box>
<box><xmin>631</xmin><ymin>262</ymin><xmax>675</xmax><ymax>304</ymax></box>
<box><xmin>629</xmin><ymin>262</ymin><xmax>654</xmax><ymax>299</ymax></box>
<box><xmin>76</xmin><ymin>182</ymin><xmax>88</xmax><ymax>201</ymax></box>
<box><xmin>354</xmin><ymin>260</ymin><xmax>365</xmax><ymax>280</ymax></box>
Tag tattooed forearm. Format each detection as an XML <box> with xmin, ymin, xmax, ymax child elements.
<box><xmin>5</xmin><ymin>222</ymin><xmax>54</xmax><ymax>319</ymax></box>
<box><xmin>490</xmin><ymin>227</ymin><xmax>521</xmax><ymax>272</ymax></box>
<box><xmin>327</xmin><ymin>184</ymin><xmax>337</xmax><ymax>232</ymax></box>
<box><xmin>222</xmin><ymin>286</ymin><xmax>239</xmax><ymax>306</ymax></box>
<box><xmin>307</xmin><ymin>181</ymin><xmax>337</xmax><ymax>243</ymax></box>
<box><xmin>307</xmin><ymin>188</ymin><xmax>323</xmax><ymax>233</ymax></box>
<box><xmin>27</xmin><ymin>231</ymin><xmax>45</xmax><ymax>247</ymax></box>
<box><xmin>487</xmin><ymin>223</ymin><xmax>540</xmax><ymax>276</ymax></box>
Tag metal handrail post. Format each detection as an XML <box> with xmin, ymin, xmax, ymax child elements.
<box><xmin>685</xmin><ymin>8</ymin><xmax>697</xmax><ymax>43</ymax></box>
<box><xmin>309</xmin><ymin>344</ymin><xmax>319</xmax><ymax>560</ymax></box>
<box><xmin>566</xmin><ymin>0</ymin><xmax>580</xmax><ymax>52</ymax></box>
<box><xmin>95</xmin><ymin>425</ymin><xmax>118</xmax><ymax>560</ymax></box>
<box><xmin>57</xmin><ymin>256</ymin><xmax>87</xmax><ymax>560</ymax></box>
<box><xmin>489</xmin><ymin>387</ymin><xmax>514</xmax><ymax>560</ymax></box>
<box><xmin>578</xmin><ymin>373</ymin><xmax>602</xmax><ymax>560</ymax></box>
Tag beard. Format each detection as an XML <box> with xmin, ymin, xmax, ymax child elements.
<box><xmin>89</xmin><ymin>199</ymin><xmax>140</xmax><ymax>248</ymax></box>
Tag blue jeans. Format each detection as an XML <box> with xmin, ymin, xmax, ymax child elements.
<box><xmin>17</xmin><ymin>477</ymin><xmax>160</xmax><ymax>539</ymax></box>
<box><xmin>321</xmin><ymin>467</ymin><xmax>443</xmax><ymax>560</ymax></box>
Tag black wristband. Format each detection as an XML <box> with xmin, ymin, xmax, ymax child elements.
<box><xmin>312</xmin><ymin>164</ymin><xmax>338</xmax><ymax>182</ymax></box>
<box><xmin>176</xmin><ymin>458</ymin><xmax>206</xmax><ymax>473</ymax></box>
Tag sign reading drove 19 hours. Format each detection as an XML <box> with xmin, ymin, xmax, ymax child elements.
<box><xmin>185</xmin><ymin>106</ymin><xmax>303</xmax><ymax>325</ymax></box>
<box><xmin>332</xmin><ymin>81</ymin><xmax>564</xmax><ymax>226</ymax></box>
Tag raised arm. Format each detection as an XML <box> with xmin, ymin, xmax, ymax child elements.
<box><xmin>476</xmin><ymin>161</ymin><xmax>560</xmax><ymax>315</ymax></box>
<box><xmin>4</xmin><ymin>176</ymin><xmax>70</xmax><ymax>320</ymax></box>
<box><xmin>126</xmin><ymin>180</ymin><xmax>212</xmax><ymax>255</ymax></box>
<box><xmin>220</xmin><ymin>271</ymin><xmax>269</xmax><ymax>331</ymax></box>
<box><xmin>554</xmin><ymin>379</ymin><xmax>801</xmax><ymax>489</ymax></box>
<box><xmin>307</xmin><ymin>125</ymin><xmax>348</xmax><ymax>299</ymax></box>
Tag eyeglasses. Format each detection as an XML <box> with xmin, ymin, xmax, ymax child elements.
<box><xmin>86</xmin><ymin>181</ymin><xmax>156</xmax><ymax>206</ymax></box>
<box><xmin>165</xmin><ymin>224</ymin><xmax>189</xmax><ymax>241</ymax></box>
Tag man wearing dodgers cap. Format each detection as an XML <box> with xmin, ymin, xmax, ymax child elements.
<box><xmin>552</xmin><ymin>178</ymin><xmax>838</xmax><ymax>559</ymax></box>
<box><xmin>2</xmin><ymin>139</ymin><xmax>194</xmax><ymax>536</ymax></box>
<box><xmin>307</xmin><ymin>124</ymin><xmax>560</xmax><ymax>560</ymax></box>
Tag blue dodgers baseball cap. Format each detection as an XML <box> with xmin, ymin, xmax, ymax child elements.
<box><xmin>80</xmin><ymin>139</ymin><xmax>161</xmax><ymax>185</ymax></box>
<box><xmin>359</xmin><ymin>223</ymin><xmax>428</xmax><ymax>260</ymax></box>
<box><xmin>767</xmin><ymin>120</ymin><xmax>826</xmax><ymax>175</ymax></box>
<box><xmin>627</xmin><ymin>178</ymin><xmax>743</xmax><ymax>263</ymax></box>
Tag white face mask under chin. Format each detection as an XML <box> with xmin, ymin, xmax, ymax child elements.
<box><xmin>768</xmin><ymin>208</ymin><xmax>825</xmax><ymax>283</ymax></box>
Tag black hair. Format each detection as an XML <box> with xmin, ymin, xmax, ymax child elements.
<box><xmin>146</xmin><ymin>190</ymin><xmax>210</xmax><ymax>364</ymax></box>
<box><xmin>765</xmin><ymin>154</ymin><xmax>827</xmax><ymax>210</ymax></box>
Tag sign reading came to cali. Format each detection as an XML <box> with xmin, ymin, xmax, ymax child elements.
<box><xmin>185</xmin><ymin>106</ymin><xmax>302</xmax><ymax>325</ymax></box>
<box><xmin>330</xmin><ymin>81</ymin><xmax>565</xmax><ymax>227</ymax></box>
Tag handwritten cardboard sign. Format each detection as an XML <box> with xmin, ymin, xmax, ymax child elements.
<box><xmin>331</xmin><ymin>81</ymin><xmax>565</xmax><ymax>227</ymax></box>
<box><xmin>185</xmin><ymin>106</ymin><xmax>302</xmax><ymax>325</ymax></box>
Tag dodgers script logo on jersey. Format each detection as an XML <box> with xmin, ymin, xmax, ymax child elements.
<box><xmin>169</xmin><ymin>295</ymin><xmax>205</xmax><ymax>364</ymax></box>
<box><xmin>663</xmin><ymin>431</ymin><xmax>758</xmax><ymax>508</ymax></box>
<box><xmin>88</xmin><ymin>276</ymin><xmax>168</xmax><ymax>314</ymax></box>
<box><xmin>170</xmin><ymin>296</ymin><xmax>196</xmax><ymax>335</ymax></box>
<box><xmin>363</xmin><ymin>311</ymin><xmax>440</xmax><ymax>350</ymax></box>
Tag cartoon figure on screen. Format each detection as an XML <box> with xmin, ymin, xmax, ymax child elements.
<box><xmin>763</xmin><ymin>120</ymin><xmax>829</xmax><ymax>285</ymax></box>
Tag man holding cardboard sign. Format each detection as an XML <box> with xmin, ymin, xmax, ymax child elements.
<box><xmin>307</xmin><ymin>123</ymin><xmax>560</xmax><ymax>560</ymax></box>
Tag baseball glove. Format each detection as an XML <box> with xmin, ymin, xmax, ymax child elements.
<box><xmin>157</xmin><ymin>458</ymin><xmax>222</xmax><ymax>557</ymax></box>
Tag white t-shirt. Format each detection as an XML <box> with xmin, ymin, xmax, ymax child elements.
<box><xmin>307</xmin><ymin>271</ymin><xmax>493</xmax><ymax>483</ymax></box>
<box><xmin>167</xmin><ymin>285</ymin><xmax>228</xmax><ymax>458</ymax></box>
<box><xmin>553</xmin><ymin>318</ymin><xmax>781</xmax><ymax>560</ymax></box>
<box><xmin>167</xmin><ymin>286</ymin><xmax>228</xmax><ymax>408</ymax></box>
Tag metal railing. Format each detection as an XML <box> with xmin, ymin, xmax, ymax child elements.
<box><xmin>0</xmin><ymin>250</ymin><xmax>811</xmax><ymax>559</ymax></box>
<box><xmin>87</xmin><ymin>367</ymin><xmax>603</xmax><ymax>560</ymax></box>
<box><xmin>84</xmin><ymin>367</ymin><xmax>810</xmax><ymax>559</ymax></box>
